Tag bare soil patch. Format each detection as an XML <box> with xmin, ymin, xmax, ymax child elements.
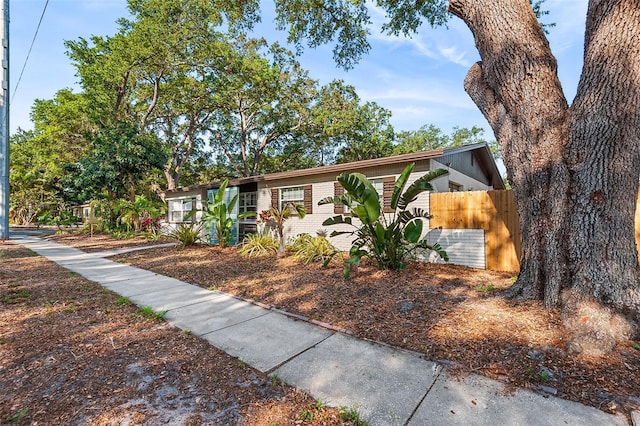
<box><xmin>74</xmin><ymin>234</ymin><xmax>640</xmax><ymax>419</ymax></box>
<box><xmin>0</xmin><ymin>240</ymin><xmax>353</xmax><ymax>425</ymax></box>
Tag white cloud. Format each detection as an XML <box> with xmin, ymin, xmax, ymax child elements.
<box><xmin>437</xmin><ymin>45</ymin><xmax>471</xmax><ymax>67</ymax></box>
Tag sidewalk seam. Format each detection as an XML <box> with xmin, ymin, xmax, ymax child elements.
<box><xmin>403</xmin><ymin>364</ymin><xmax>444</xmax><ymax>426</ymax></box>
<box><xmin>264</xmin><ymin>332</ymin><xmax>335</xmax><ymax>375</ymax></box>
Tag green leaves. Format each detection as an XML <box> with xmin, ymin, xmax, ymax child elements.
<box><xmin>320</xmin><ymin>163</ymin><xmax>449</xmax><ymax>277</ymax></box>
<box><xmin>398</xmin><ymin>168</ymin><xmax>449</xmax><ymax>210</ymax></box>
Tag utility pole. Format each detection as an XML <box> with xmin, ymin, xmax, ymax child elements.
<box><xmin>0</xmin><ymin>0</ymin><xmax>8</xmax><ymax>240</ymax></box>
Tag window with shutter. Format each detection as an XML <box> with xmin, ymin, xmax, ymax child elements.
<box><xmin>382</xmin><ymin>176</ymin><xmax>395</xmax><ymax>213</ymax></box>
<box><xmin>303</xmin><ymin>185</ymin><xmax>313</xmax><ymax>214</ymax></box>
<box><xmin>333</xmin><ymin>182</ymin><xmax>344</xmax><ymax>214</ymax></box>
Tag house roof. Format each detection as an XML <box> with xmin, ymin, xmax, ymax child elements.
<box><xmin>164</xmin><ymin>142</ymin><xmax>504</xmax><ymax>195</ymax></box>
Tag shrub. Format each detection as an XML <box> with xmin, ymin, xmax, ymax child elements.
<box><xmin>319</xmin><ymin>163</ymin><xmax>449</xmax><ymax>278</ymax></box>
<box><xmin>193</xmin><ymin>179</ymin><xmax>256</xmax><ymax>248</ymax></box>
<box><xmin>239</xmin><ymin>232</ymin><xmax>279</xmax><ymax>257</ymax></box>
<box><xmin>289</xmin><ymin>233</ymin><xmax>338</xmax><ymax>265</ymax></box>
<box><xmin>166</xmin><ymin>223</ymin><xmax>203</xmax><ymax>247</ymax></box>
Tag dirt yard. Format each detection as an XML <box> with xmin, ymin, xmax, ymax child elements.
<box><xmin>0</xmin><ymin>239</ymin><xmax>358</xmax><ymax>425</ymax></box>
<box><xmin>37</xmin><ymin>233</ymin><xmax>640</xmax><ymax>419</ymax></box>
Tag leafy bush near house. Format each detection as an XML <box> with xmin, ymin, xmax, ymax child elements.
<box><xmin>167</xmin><ymin>222</ymin><xmax>203</xmax><ymax>247</ymax></box>
<box><xmin>289</xmin><ymin>233</ymin><xmax>338</xmax><ymax>265</ymax></box>
<box><xmin>191</xmin><ymin>179</ymin><xmax>256</xmax><ymax>248</ymax></box>
<box><xmin>238</xmin><ymin>232</ymin><xmax>279</xmax><ymax>257</ymax></box>
<box><xmin>319</xmin><ymin>163</ymin><xmax>449</xmax><ymax>278</ymax></box>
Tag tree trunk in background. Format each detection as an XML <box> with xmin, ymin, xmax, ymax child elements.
<box><xmin>449</xmin><ymin>0</ymin><xmax>640</xmax><ymax>353</ymax></box>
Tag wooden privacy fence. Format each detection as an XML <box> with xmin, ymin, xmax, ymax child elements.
<box><xmin>429</xmin><ymin>190</ymin><xmax>521</xmax><ymax>271</ymax></box>
<box><xmin>430</xmin><ymin>190</ymin><xmax>640</xmax><ymax>272</ymax></box>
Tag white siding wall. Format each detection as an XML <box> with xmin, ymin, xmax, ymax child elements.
<box><xmin>163</xmin><ymin>189</ymin><xmax>206</xmax><ymax>235</ymax></box>
<box><xmin>424</xmin><ymin>229</ymin><xmax>486</xmax><ymax>269</ymax></box>
<box><xmin>430</xmin><ymin>159</ymin><xmax>493</xmax><ymax>192</ymax></box>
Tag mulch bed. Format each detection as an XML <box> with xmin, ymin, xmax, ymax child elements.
<box><xmin>0</xmin><ymin>240</ymin><xmax>355</xmax><ymax>425</ymax></box>
<box><xmin>41</xmin><ymin>233</ymin><xmax>640</xmax><ymax>419</ymax></box>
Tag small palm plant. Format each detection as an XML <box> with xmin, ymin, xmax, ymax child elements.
<box><xmin>318</xmin><ymin>163</ymin><xmax>449</xmax><ymax>278</ymax></box>
<box><xmin>260</xmin><ymin>202</ymin><xmax>306</xmax><ymax>258</ymax></box>
<box><xmin>194</xmin><ymin>179</ymin><xmax>256</xmax><ymax>248</ymax></box>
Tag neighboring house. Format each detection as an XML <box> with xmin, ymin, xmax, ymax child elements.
<box><xmin>163</xmin><ymin>142</ymin><xmax>504</xmax><ymax>268</ymax></box>
<box><xmin>71</xmin><ymin>203</ymin><xmax>94</xmax><ymax>223</ymax></box>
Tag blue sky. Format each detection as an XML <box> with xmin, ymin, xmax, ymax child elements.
<box><xmin>9</xmin><ymin>0</ymin><xmax>587</xmax><ymax>139</ymax></box>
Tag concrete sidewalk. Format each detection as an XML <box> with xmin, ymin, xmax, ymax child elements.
<box><xmin>12</xmin><ymin>235</ymin><xmax>632</xmax><ymax>426</ymax></box>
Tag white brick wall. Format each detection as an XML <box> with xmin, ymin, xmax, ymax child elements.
<box><xmin>251</xmin><ymin>159</ymin><xmax>493</xmax><ymax>269</ymax></box>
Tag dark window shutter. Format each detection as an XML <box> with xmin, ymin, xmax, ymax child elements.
<box><xmin>303</xmin><ymin>185</ymin><xmax>313</xmax><ymax>214</ymax></box>
<box><xmin>383</xmin><ymin>176</ymin><xmax>395</xmax><ymax>213</ymax></box>
<box><xmin>334</xmin><ymin>182</ymin><xmax>344</xmax><ymax>214</ymax></box>
<box><xmin>271</xmin><ymin>188</ymin><xmax>279</xmax><ymax>210</ymax></box>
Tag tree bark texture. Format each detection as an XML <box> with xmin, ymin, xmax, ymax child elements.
<box><xmin>449</xmin><ymin>0</ymin><xmax>640</xmax><ymax>350</ymax></box>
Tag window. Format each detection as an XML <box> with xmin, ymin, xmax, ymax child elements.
<box><xmin>449</xmin><ymin>182</ymin><xmax>463</xmax><ymax>192</ymax></box>
<box><xmin>280</xmin><ymin>186</ymin><xmax>305</xmax><ymax>211</ymax></box>
<box><xmin>169</xmin><ymin>197</ymin><xmax>196</xmax><ymax>222</ymax></box>
<box><xmin>239</xmin><ymin>192</ymin><xmax>257</xmax><ymax>217</ymax></box>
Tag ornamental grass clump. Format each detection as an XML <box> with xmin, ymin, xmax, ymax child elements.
<box><xmin>289</xmin><ymin>233</ymin><xmax>338</xmax><ymax>265</ymax></box>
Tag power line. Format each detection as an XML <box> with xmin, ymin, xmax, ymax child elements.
<box><xmin>10</xmin><ymin>0</ymin><xmax>49</xmax><ymax>105</ymax></box>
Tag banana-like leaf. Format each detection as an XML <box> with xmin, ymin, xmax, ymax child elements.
<box><xmin>227</xmin><ymin>193</ymin><xmax>239</xmax><ymax>211</ymax></box>
<box><xmin>415</xmin><ymin>240</ymin><xmax>449</xmax><ymax>261</ymax></box>
<box><xmin>404</xmin><ymin>220</ymin><xmax>423</xmax><ymax>244</ymax></box>
<box><xmin>329</xmin><ymin>230</ymin><xmax>355</xmax><ymax>237</ymax></box>
<box><xmin>390</xmin><ymin>163</ymin><xmax>415</xmax><ymax>209</ymax></box>
<box><xmin>318</xmin><ymin>196</ymin><xmax>338</xmax><ymax>205</ymax></box>
<box><xmin>322</xmin><ymin>215</ymin><xmax>353</xmax><ymax>226</ymax></box>
<box><xmin>337</xmin><ymin>172</ymin><xmax>375</xmax><ymax>202</ymax></box>
<box><xmin>359</xmin><ymin>188</ymin><xmax>381</xmax><ymax>224</ymax></box>
<box><xmin>398</xmin><ymin>168</ymin><xmax>449</xmax><ymax>210</ymax></box>
<box><xmin>411</xmin><ymin>207</ymin><xmax>432</xmax><ymax>219</ymax></box>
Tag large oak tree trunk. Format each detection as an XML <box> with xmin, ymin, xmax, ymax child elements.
<box><xmin>449</xmin><ymin>0</ymin><xmax>640</xmax><ymax>353</ymax></box>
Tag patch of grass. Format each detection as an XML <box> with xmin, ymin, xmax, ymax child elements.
<box><xmin>0</xmin><ymin>249</ymin><xmax>37</xmax><ymax>259</ymax></box>
<box><xmin>475</xmin><ymin>283</ymin><xmax>496</xmax><ymax>293</ymax></box>
<box><xmin>300</xmin><ymin>409</ymin><xmax>314</xmax><ymax>420</ymax></box>
<box><xmin>135</xmin><ymin>305</ymin><xmax>167</xmax><ymax>321</ymax></box>
<box><xmin>270</xmin><ymin>373</ymin><xmax>282</xmax><ymax>387</ymax></box>
<box><xmin>631</xmin><ymin>341</ymin><xmax>640</xmax><ymax>351</ymax></box>
<box><xmin>526</xmin><ymin>366</ymin><xmax>550</xmax><ymax>383</ymax></box>
<box><xmin>116</xmin><ymin>296</ymin><xmax>132</xmax><ymax>306</ymax></box>
<box><xmin>76</xmin><ymin>283</ymin><xmax>94</xmax><ymax>291</ymax></box>
<box><xmin>7</xmin><ymin>282</ymin><xmax>21</xmax><ymax>288</ymax></box>
<box><xmin>0</xmin><ymin>289</ymin><xmax>31</xmax><ymax>305</ymax></box>
<box><xmin>315</xmin><ymin>399</ymin><xmax>326</xmax><ymax>409</ymax></box>
<box><xmin>339</xmin><ymin>406</ymin><xmax>367</xmax><ymax>425</ymax></box>
<box><xmin>0</xmin><ymin>337</ymin><xmax>8</xmax><ymax>344</ymax></box>
<box><xmin>6</xmin><ymin>408</ymin><xmax>28</xmax><ymax>422</ymax></box>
